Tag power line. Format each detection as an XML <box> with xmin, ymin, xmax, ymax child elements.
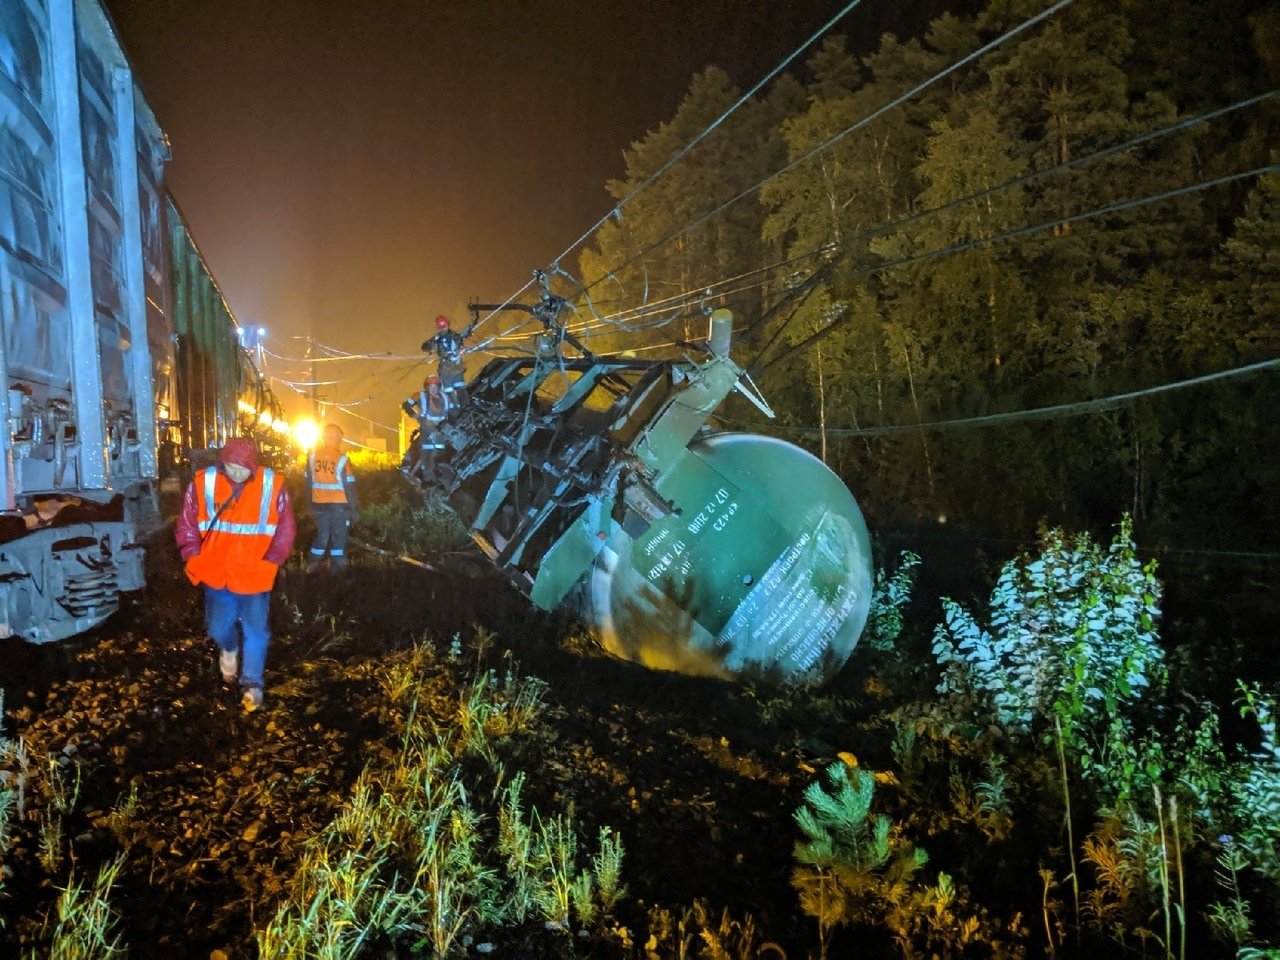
<box><xmin>546</xmin><ymin>0</ymin><xmax>868</xmax><ymax>273</ymax></box>
<box><xmin>568</xmin><ymin>245</ymin><xmax>835</xmax><ymax>336</ymax></box>
<box><xmin>760</xmin><ymin>162</ymin><xmax>1280</xmax><ymax>373</ymax></box>
<box><xmin>263</xmin><ymin>346</ymin><xmax>424</xmax><ymax>364</ymax></box>
<box><xmin>575</xmin><ymin>0</ymin><xmax>1077</xmax><ymax>304</ymax></box>
<box><xmin>721</xmin><ymin>358</ymin><xmax>1279</xmax><ymax>438</ymax></box>
<box><xmin>555</xmin><ymin>86</ymin><xmax>1276</xmax><ymax>351</ymax></box>
<box><xmin>846</xmin><ymin>87</ymin><xmax>1279</xmax><ymax>251</ymax></box>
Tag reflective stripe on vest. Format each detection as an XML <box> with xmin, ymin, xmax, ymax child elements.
<box><xmin>417</xmin><ymin>390</ymin><xmax>448</xmax><ymax>424</ymax></box>
<box><xmin>198</xmin><ymin>467</ymin><xmax>278</xmax><ymax>537</ymax></box>
<box><xmin>309</xmin><ymin>453</ymin><xmax>348</xmax><ymax>491</ymax></box>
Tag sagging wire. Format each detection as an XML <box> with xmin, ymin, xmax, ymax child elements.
<box><xmin>541</xmin><ymin>85</ymin><xmax>1277</xmax><ymax>352</ymax></box>
<box><xmin>567</xmin><ymin>245</ymin><xmax>836</xmax><ymax>337</ymax></box>
<box><xmin>572</xmin><ymin>0</ymin><xmax>1078</xmax><ymax>305</ymax></box>
<box><xmin>262</xmin><ymin>346</ymin><xmax>425</xmax><ymax>364</ymax></box>
<box><xmin>543</xmin><ymin>0</ymin><xmax>869</xmax><ymax>275</ymax></box>
<box><xmin>759</xmin><ymin>162</ymin><xmax>1280</xmax><ymax>374</ymax></box>
<box><xmin>720</xmin><ymin>358</ymin><xmax>1280</xmax><ymax>438</ymax></box>
<box><xmin>467</xmin><ymin>0</ymin><xmax>868</xmax><ymax>342</ymax></box>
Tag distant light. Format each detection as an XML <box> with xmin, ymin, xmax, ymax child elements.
<box><xmin>258</xmin><ymin>410</ymin><xmax>273</xmax><ymax>425</ymax></box>
<box><xmin>257</xmin><ymin>327</ymin><xmax>267</xmax><ymax>337</ymax></box>
<box><xmin>293</xmin><ymin>418</ymin><xmax>320</xmax><ymax>449</ymax></box>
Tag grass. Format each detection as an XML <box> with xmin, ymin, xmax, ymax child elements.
<box><xmin>41</xmin><ymin>857</ymin><xmax>127</xmax><ymax>960</ymax></box>
<box><xmin>258</xmin><ymin>639</ymin><xmax>626</xmax><ymax>958</ymax></box>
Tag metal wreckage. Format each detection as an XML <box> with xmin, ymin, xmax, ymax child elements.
<box><xmin>408</xmin><ymin>286</ymin><xmax>874</xmax><ymax>685</ymax></box>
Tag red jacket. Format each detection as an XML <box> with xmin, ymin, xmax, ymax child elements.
<box><xmin>175</xmin><ymin>465</ymin><xmax>297</xmax><ymax>573</ymax></box>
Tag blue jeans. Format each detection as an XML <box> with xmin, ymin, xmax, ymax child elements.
<box><xmin>203</xmin><ymin>586</ymin><xmax>271</xmax><ymax>689</ymax></box>
<box><xmin>309</xmin><ymin>504</ymin><xmax>352</xmax><ymax>569</ymax></box>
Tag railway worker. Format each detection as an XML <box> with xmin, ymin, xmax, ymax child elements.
<box><xmin>401</xmin><ymin>374</ymin><xmax>450</xmax><ymax>485</ymax></box>
<box><xmin>420</xmin><ymin>314</ymin><xmax>472</xmax><ymax>405</ymax></box>
<box><xmin>174</xmin><ymin>437</ymin><xmax>296</xmax><ymax>713</ymax></box>
<box><xmin>304</xmin><ymin>423</ymin><xmax>358</xmax><ymax>572</ymax></box>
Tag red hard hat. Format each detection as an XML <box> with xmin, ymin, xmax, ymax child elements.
<box><xmin>426</xmin><ymin>374</ymin><xmax>441</xmax><ymax>385</ymax></box>
<box><xmin>434</xmin><ymin>315</ymin><xmax>450</xmax><ymax>330</ymax></box>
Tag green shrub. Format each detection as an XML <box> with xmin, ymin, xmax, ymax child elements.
<box><xmin>931</xmin><ymin>517</ymin><xmax>1165</xmax><ymax>800</ymax></box>
<box><xmin>792</xmin><ymin>761</ymin><xmax>928</xmax><ymax>959</ymax></box>
<box><xmin>1229</xmin><ymin>684</ymin><xmax>1280</xmax><ymax>883</ymax></box>
<box><xmin>866</xmin><ymin>551</ymin><xmax>922</xmax><ymax>652</ymax></box>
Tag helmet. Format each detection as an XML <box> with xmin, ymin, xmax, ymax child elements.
<box><xmin>425</xmin><ymin>374</ymin><xmax>442</xmax><ymax>387</ymax></box>
<box><xmin>434</xmin><ymin>315</ymin><xmax>450</xmax><ymax>330</ymax></box>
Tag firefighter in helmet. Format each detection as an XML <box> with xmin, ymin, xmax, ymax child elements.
<box><xmin>401</xmin><ymin>374</ymin><xmax>450</xmax><ymax>485</ymax></box>
<box><xmin>420</xmin><ymin>314</ymin><xmax>472</xmax><ymax>405</ymax></box>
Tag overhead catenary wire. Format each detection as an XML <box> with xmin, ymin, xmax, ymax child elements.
<box><xmin>719</xmin><ymin>358</ymin><xmax>1280</xmax><ymax>438</ymax></box>
<box><xmin>553</xmin><ymin>85</ymin><xmax>1277</xmax><ymax>348</ymax></box>
<box><xmin>759</xmin><ymin>161</ymin><xmax>1280</xmax><ymax>373</ymax></box>
<box><xmin>544</xmin><ymin>0</ymin><xmax>869</xmax><ymax>274</ymax></box>
<box><xmin>574</xmin><ymin>0</ymin><xmax>1077</xmax><ymax>305</ymax></box>
<box><xmin>468</xmin><ymin>0</ymin><xmax>882</xmax><ymax>344</ymax></box>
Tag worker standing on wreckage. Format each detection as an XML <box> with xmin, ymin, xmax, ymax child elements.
<box><xmin>174</xmin><ymin>437</ymin><xmax>296</xmax><ymax>713</ymax></box>
<box><xmin>420</xmin><ymin>314</ymin><xmax>473</xmax><ymax>404</ymax></box>
<box><xmin>401</xmin><ymin>374</ymin><xmax>450</xmax><ymax>485</ymax></box>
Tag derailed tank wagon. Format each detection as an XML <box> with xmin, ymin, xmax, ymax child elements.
<box><xmin>0</xmin><ymin>0</ymin><xmax>286</xmax><ymax>642</ymax></box>
<box><xmin>421</xmin><ymin>301</ymin><xmax>875</xmax><ymax>685</ymax></box>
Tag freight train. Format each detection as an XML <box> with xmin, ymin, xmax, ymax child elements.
<box><xmin>0</xmin><ymin>0</ymin><xmax>289</xmax><ymax>642</ymax></box>
<box><xmin>416</xmin><ymin>293</ymin><xmax>875</xmax><ymax>685</ymax></box>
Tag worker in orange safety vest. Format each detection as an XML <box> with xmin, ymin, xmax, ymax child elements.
<box><xmin>303</xmin><ymin>423</ymin><xmax>358</xmax><ymax>572</ymax></box>
<box><xmin>174</xmin><ymin>437</ymin><xmax>296</xmax><ymax>712</ymax></box>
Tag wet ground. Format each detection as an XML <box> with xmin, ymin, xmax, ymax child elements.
<box><xmin>1</xmin><ymin>507</ymin><xmax>1275</xmax><ymax>959</ymax></box>
<box><xmin>0</xmin><ymin>536</ymin><xmax>854</xmax><ymax>959</ymax></box>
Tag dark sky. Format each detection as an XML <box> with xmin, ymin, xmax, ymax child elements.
<box><xmin>103</xmin><ymin>0</ymin><xmax>953</xmax><ymax>435</ymax></box>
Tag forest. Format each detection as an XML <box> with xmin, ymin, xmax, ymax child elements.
<box><xmin>1</xmin><ymin>0</ymin><xmax>1278</xmax><ymax>957</ymax></box>
<box><xmin>573</xmin><ymin>0</ymin><xmax>1278</xmax><ymax>548</ymax></box>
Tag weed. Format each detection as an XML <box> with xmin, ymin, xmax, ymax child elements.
<box><xmin>531</xmin><ymin>810</ymin><xmax>577</xmax><ymax>930</ymax></box>
<box><xmin>497</xmin><ymin>772</ymin><xmax>540</xmax><ymax>923</ymax></box>
<box><xmin>106</xmin><ymin>783</ymin><xmax>142</xmax><ymax>852</ymax></box>
<box><xmin>973</xmin><ymin>753</ymin><xmax>1014</xmax><ymax>840</ymax></box>
<box><xmin>1209</xmin><ymin>839</ymin><xmax>1253</xmax><ymax>950</ymax></box>
<box><xmin>41</xmin><ymin>856</ymin><xmax>127</xmax><ymax>960</ymax></box>
<box><xmin>38</xmin><ymin>757</ymin><xmax>81</xmax><ymax>874</ymax></box>
<box><xmin>455</xmin><ymin>665</ymin><xmax>548</xmax><ymax>763</ymax></box>
<box><xmin>260</xmin><ymin>656</ymin><xmax>623</xmax><ymax>957</ymax></box>
<box><xmin>866</xmin><ymin>551</ymin><xmax>921</xmax><ymax>652</ymax></box>
<box><xmin>592</xmin><ymin>826</ymin><xmax>627</xmax><ymax>917</ymax></box>
<box><xmin>1230</xmin><ymin>684</ymin><xmax>1280</xmax><ymax>883</ymax></box>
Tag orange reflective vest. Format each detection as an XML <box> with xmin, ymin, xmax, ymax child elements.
<box><xmin>185</xmin><ymin>466</ymin><xmax>284</xmax><ymax>594</ymax></box>
<box><xmin>308</xmin><ymin>447</ymin><xmax>353</xmax><ymax>505</ymax></box>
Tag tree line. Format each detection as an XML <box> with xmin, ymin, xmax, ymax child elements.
<box><xmin>574</xmin><ymin>0</ymin><xmax>1279</xmax><ymax>548</ymax></box>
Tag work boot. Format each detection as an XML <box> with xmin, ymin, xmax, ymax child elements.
<box><xmin>241</xmin><ymin>687</ymin><xmax>263</xmax><ymax>713</ymax></box>
<box><xmin>219</xmin><ymin>648</ymin><xmax>238</xmax><ymax>684</ymax></box>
